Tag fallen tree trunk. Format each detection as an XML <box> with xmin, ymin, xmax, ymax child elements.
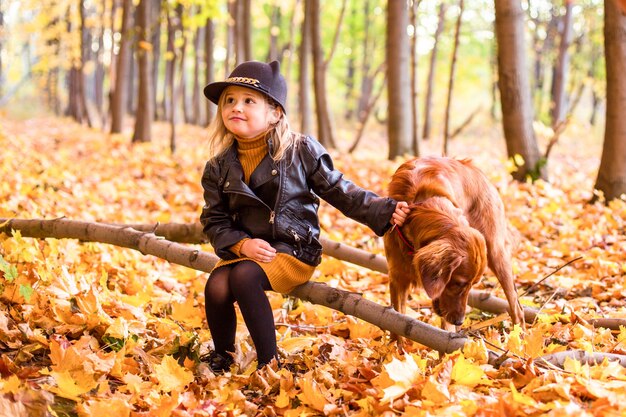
<box><xmin>0</xmin><ymin>217</ymin><xmax>473</xmax><ymax>358</ymax></box>
<box><xmin>3</xmin><ymin>218</ymin><xmax>624</xmax><ymax>331</ymax></box>
<box><xmin>3</xmin><ymin>217</ymin><xmax>626</xmax><ymax>369</ymax></box>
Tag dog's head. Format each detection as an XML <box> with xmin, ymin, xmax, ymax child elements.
<box><xmin>413</xmin><ymin>227</ymin><xmax>487</xmax><ymax>326</ymax></box>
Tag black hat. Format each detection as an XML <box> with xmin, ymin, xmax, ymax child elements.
<box><xmin>203</xmin><ymin>60</ymin><xmax>287</xmax><ymax>113</ymax></box>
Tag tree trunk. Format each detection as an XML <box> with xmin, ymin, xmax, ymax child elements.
<box><xmin>310</xmin><ymin>0</ymin><xmax>339</xmax><ymax>148</ymax></box>
<box><xmin>348</xmin><ymin>67</ymin><xmax>387</xmax><ymax>153</ymax></box>
<box><xmin>442</xmin><ymin>0</ymin><xmax>464</xmax><ymax>156</ymax></box>
<box><xmin>0</xmin><ymin>217</ymin><xmax>470</xmax><ymax>358</ymax></box>
<box><xmin>494</xmin><ymin>0</ymin><xmax>545</xmax><ymax>182</ymax></box>
<box><xmin>151</xmin><ymin>0</ymin><xmax>162</xmax><ymax>121</ymax></box>
<box><xmin>356</xmin><ymin>0</ymin><xmax>372</xmax><ymax>121</ymax></box>
<box><xmin>422</xmin><ymin>3</ymin><xmax>446</xmax><ymax>141</ymax></box>
<box><xmin>386</xmin><ymin>0</ymin><xmax>412</xmax><ymax>158</ymax></box>
<box><xmin>551</xmin><ymin>1</ymin><xmax>573</xmax><ymax>128</ymax></box>
<box><xmin>593</xmin><ymin>0</ymin><xmax>626</xmax><ymax>202</ymax></box>
<box><xmin>167</xmin><ymin>11</ymin><xmax>178</xmax><ymax>154</ymax></box>
<box><xmin>204</xmin><ymin>16</ymin><xmax>216</xmax><ymax>126</ymax></box>
<box><xmin>94</xmin><ymin>6</ymin><xmax>105</xmax><ymax>128</ymax></box>
<box><xmin>225</xmin><ymin>0</ymin><xmax>235</xmax><ymax>72</ymax></box>
<box><xmin>110</xmin><ymin>0</ymin><xmax>132</xmax><ymax>134</ymax></box>
<box><xmin>267</xmin><ymin>5</ymin><xmax>280</xmax><ymax>61</ymax></box>
<box><xmin>410</xmin><ymin>0</ymin><xmax>420</xmax><ymax>156</ymax></box>
<box><xmin>131</xmin><ymin>0</ymin><xmax>152</xmax><ymax>143</ymax></box>
<box><xmin>299</xmin><ymin>0</ymin><xmax>313</xmax><ymax>135</ymax></box>
<box><xmin>4</xmin><ymin>217</ymin><xmax>625</xmax><ymax>366</ymax></box>
<box><xmin>191</xmin><ymin>25</ymin><xmax>202</xmax><ymax>126</ymax></box>
<box><xmin>0</xmin><ymin>1</ymin><xmax>3</xmax><ymax>98</ymax></box>
<box><xmin>344</xmin><ymin>2</ymin><xmax>357</xmax><ymax>121</ymax></box>
<box><xmin>242</xmin><ymin>0</ymin><xmax>252</xmax><ymax>62</ymax></box>
<box><xmin>175</xmin><ymin>5</ymin><xmax>189</xmax><ymax>125</ymax></box>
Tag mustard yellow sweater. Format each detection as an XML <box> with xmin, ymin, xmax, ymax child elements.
<box><xmin>213</xmin><ymin>134</ymin><xmax>316</xmax><ymax>293</ymax></box>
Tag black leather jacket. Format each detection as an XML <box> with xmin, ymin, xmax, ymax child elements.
<box><xmin>200</xmin><ymin>135</ymin><xmax>397</xmax><ymax>266</ymax></box>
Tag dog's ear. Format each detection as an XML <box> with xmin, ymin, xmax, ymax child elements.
<box><xmin>414</xmin><ymin>241</ymin><xmax>464</xmax><ymax>299</ymax></box>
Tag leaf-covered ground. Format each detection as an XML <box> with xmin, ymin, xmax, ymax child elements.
<box><xmin>1</xmin><ymin>114</ymin><xmax>625</xmax><ymax>416</ymax></box>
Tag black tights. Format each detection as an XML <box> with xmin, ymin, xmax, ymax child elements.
<box><xmin>204</xmin><ymin>261</ymin><xmax>277</xmax><ymax>366</ymax></box>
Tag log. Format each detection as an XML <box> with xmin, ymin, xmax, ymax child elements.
<box><xmin>4</xmin><ymin>219</ymin><xmax>623</xmax><ymax>331</ymax></box>
<box><xmin>0</xmin><ymin>217</ymin><xmax>474</xmax><ymax>358</ymax></box>
<box><xmin>3</xmin><ymin>217</ymin><xmax>626</xmax><ymax>369</ymax></box>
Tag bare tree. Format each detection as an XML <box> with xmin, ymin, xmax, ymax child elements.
<box><xmin>387</xmin><ymin>0</ymin><xmax>412</xmax><ymax>158</ymax></box>
<box><xmin>0</xmin><ymin>0</ymin><xmax>4</xmax><ymax>98</ymax></box>
<box><xmin>422</xmin><ymin>3</ymin><xmax>446</xmax><ymax>141</ymax></box>
<box><xmin>593</xmin><ymin>0</ymin><xmax>626</xmax><ymax>202</ymax></box>
<box><xmin>410</xmin><ymin>0</ymin><xmax>421</xmax><ymax>155</ymax></box>
<box><xmin>204</xmin><ymin>16</ymin><xmax>216</xmax><ymax>125</ymax></box>
<box><xmin>132</xmin><ymin>0</ymin><xmax>152</xmax><ymax>143</ymax></box>
<box><xmin>150</xmin><ymin>0</ymin><xmax>162</xmax><ymax>121</ymax></box>
<box><xmin>551</xmin><ymin>0</ymin><xmax>574</xmax><ymax>127</ymax></box>
<box><xmin>67</xmin><ymin>0</ymin><xmax>92</xmax><ymax>127</ymax></box>
<box><xmin>299</xmin><ymin>0</ymin><xmax>313</xmax><ymax>135</ymax></box>
<box><xmin>494</xmin><ymin>0</ymin><xmax>545</xmax><ymax>181</ymax></box>
<box><xmin>310</xmin><ymin>0</ymin><xmax>346</xmax><ymax>148</ymax></box>
<box><xmin>110</xmin><ymin>0</ymin><xmax>133</xmax><ymax>134</ymax></box>
<box><xmin>442</xmin><ymin>0</ymin><xmax>464</xmax><ymax>156</ymax></box>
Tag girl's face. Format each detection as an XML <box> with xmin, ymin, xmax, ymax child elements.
<box><xmin>220</xmin><ymin>86</ymin><xmax>280</xmax><ymax>138</ymax></box>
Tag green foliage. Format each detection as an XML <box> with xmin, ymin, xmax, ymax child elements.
<box><xmin>0</xmin><ymin>254</ymin><xmax>18</xmax><ymax>282</ymax></box>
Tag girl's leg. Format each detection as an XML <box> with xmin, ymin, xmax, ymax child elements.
<box><xmin>228</xmin><ymin>261</ymin><xmax>277</xmax><ymax>366</ymax></box>
<box><xmin>204</xmin><ymin>266</ymin><xmax>237</xmax><ymax>355</ymax></box>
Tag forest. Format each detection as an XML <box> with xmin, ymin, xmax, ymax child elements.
<box><xmin>1</xmin><ymin>0</ymin><xmax>626</xmax><ymax>416</ymax></box>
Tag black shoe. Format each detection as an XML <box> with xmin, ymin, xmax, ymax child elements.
<box><xmin>205</xmin><ymin>351</ymin><xmax>234</xmax><ymax>374</ymax></box>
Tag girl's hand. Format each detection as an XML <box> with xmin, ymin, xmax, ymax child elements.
<box><xmin>241</xmin><ymin>238</ymin><xmax>277</xmax><ymax>263</ymax></box>
<box><xmin>392</xmin><ymin>201</ymin><xmax>410</xmax><ymax>227</ymax></box>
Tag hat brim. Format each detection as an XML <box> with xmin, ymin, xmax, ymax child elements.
<box><xmin>203</xmin><ymin>81</ymin><xmax>286</xmax><ymax>113</ymax></box>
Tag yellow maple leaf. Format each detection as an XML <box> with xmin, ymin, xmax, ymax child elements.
<box><xmin>451</xmin><ymin>354</ymin><xmax>489</xmax><ymax>388</ymax></box>
<box><xmin>275</xmin><ymin>387</ymin><xmax>291</xmax><ymax>408</ymax></box>
<box><xmin>48</xmin><ymin>370</ymin><xmax>98</xmax><ymax>401</ymax></box>
<box><xmin>346</xmin><ymin>316</ymin><xmax>384</xmax><ymax>340</ymax></box>
<box><xmin>153</xmin><ymin>355</ymin><xmax>194</xmax><ymax>393</ymax></box>
<box><xmin>76</xmin><ymin>395</ymin><xmax>132</xmax><ymax>417</ymax></box>
<box><xmin>170</xmin><ymin>295</ymin><xmax>203</xmax><ymax>328</ymax></box>
<box><xmin>0</xmin><ymin>375</ymin><xmax>21</xmax><ymax>394</ymax></box>
<box><xmin>506</xmin><ymin>324</ymin><xmax>525</xmax><ymax>356</ymax></box>
<box><xmin>421</xmin><ymin>374</ymin><xmax>450</xmax><ymax>404</ymax></box>
<box><xmin>279</xmin><ymin>335</ymin><xmax>315</xmax><ymax>354</ymax></box>
<box><xmin>297</xmin><ymin>372</ymin><xmax>329</xmax><ymax>412</ymax></box>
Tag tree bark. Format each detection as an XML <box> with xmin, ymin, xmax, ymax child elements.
<box><xmin>204</xmin><ymin>16</ymin><xmax>216</xmax><ymax>126</ymax></box>
<box><xmin>3</xmin><ymin>217</ymin><xmax>626</xmax><ymax>362</ymax></box>
<box><xmin>131</xmin><ymin>0</ymin><xmax>153</xmax><ymax>143</ymax></box>
<box><xmin>410</xmin><ymin>0</ymin><xmax>420</xmax><ymax>156</ymax></box>
<box><xmin>150</xmin><ymin>0</ymin><xmax>162</xmax><ymax>121</ymax></box>
<box><xmin>442</xmin><ymin>0</ymin><xmax>464</xmax><ymax>156</ymax></box>
<box><xmin>422</xmin><ymin>3</ymin><xmax>446</xmax><ymax>141</ymax></box>
<box><xmin>0</xmin><ymin>1</ymin><xmax>3</xmax><ymax>98</ymax></box>
<box><xmin>299</xmin><ymin>0</ymin><xmax>313</xmax><ymax>135</ymax></box>
<box><xmin>386</xmin><ymin>0</ymin><xmax>412</xmax><ymax>158</ymax></box>
<box><xmin>551</xmin><ymin>1</ymin><xmax>573</xmax><ymax>128</ymax></box>
<box><xmin>310</xmin><ymin>0</ymin><xmax>342</xmax><ymax>148</ymax></box>
<box><xmin>494</xmin><ymin>0</ymin><xmax>545</xmax><ymax>182</ymax></box>
<box><xmin>593</xmin><ymin>0</ymin><xmax>626</xmax><ymax>202</ymax></box>
<box><xmin>0</xmin><ymin>218</ymin><xmax>470</xmax><ymax>358</ymax></box>
<box><xmin>110</xmin><ymin>0</ymin><xmax>132</xmax><ymax>134</ymax></box>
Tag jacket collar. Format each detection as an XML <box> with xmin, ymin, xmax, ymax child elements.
<box><xmin>220</xmin><ymin>144</ymin><xmax>280</xmax><ymax>190</ymax></box>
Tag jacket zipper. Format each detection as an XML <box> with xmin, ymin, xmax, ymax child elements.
<box><xmin>224</xmin><ymin>188</ymin><xmax>273</xmax><ymax>221</ymax></box>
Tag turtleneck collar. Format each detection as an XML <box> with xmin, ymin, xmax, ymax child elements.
<box><xmin>235</xmin><ymin>132</ymin><xmax>269</xmax><ymax>150</ymax></box>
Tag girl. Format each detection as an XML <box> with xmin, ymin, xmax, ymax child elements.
<box><xmin>200</xmin><ymin>60</ymin><xmax>409</xmax><ymax>373</ymax></box>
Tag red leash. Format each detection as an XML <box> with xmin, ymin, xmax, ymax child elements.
<box><xmin>394</xmin><ymin>226</ymin><xmax>416</xmax><ymax>255</ymax></box>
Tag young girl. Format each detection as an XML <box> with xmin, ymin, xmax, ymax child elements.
<box><xmin>200</xmin><ymin>60</ymin><xmax>409</xmax><ymax>373</ymax></box>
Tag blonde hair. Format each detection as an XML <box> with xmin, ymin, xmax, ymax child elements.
<box><xmin>206</xmin><ymin>91</ymin><xmax>303</xmax><ymax>163</ymax></box>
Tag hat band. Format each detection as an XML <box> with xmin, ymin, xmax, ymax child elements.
<box><xmin>225</xmin><ymin>76</ymin><xmax>269</xmax><ymax>93</ymax></box>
